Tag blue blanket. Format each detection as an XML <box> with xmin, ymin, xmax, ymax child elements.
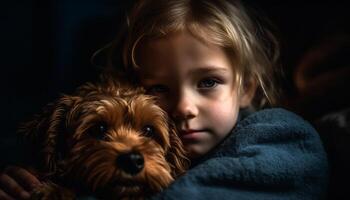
<box><xmin>151</xmin><ymin>108</ymin><xmax>328</xmax><ymax>200</ymax></box>
<box><xmin>0</xmin><ymin>108</ymin><xmax>328</xmax><ymax>199</ymax></box>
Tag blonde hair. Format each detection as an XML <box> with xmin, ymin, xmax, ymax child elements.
<box><xmin>112</xmin><ymin>0</ymin><xmax>280</xmax><ymax>108</ymax></box>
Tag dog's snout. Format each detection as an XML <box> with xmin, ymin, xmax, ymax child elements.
<box><xmin>116</xmin><ymin>152</ymin><xmax>144</xmax><ymax>175</ymax></box>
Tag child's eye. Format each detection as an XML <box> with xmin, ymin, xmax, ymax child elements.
<box><xmin>198</xmin><ymin>78</ymin><xmax>219</xmax><ymax>89</ymax></box>
<box><xmin>147</xmin><ymin>84</ymin><xmax>169</xmax><ymax>94</ymax></box>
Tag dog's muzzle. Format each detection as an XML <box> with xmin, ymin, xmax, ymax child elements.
<box><xmin>116</xmin><ymin>152</ymin><xmax>145</xmax><ymax>175</ymax></box>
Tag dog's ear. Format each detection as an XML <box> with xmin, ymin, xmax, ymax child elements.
<box><xmin>166</xmin><ymin>122</ymin><xmax>190</xmax><ymax>177</ymax></box>
<box><xmin>18</xmin><ymin>95</ymin><xmax>81</xmax><ymax>177</ymax></box>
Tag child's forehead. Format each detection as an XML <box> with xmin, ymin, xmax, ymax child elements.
<box><xmin>137</xmin><ymin>31</ymin><xmax>230</xmax><ymax>63</ymax></box>
<box><xmin>135</xmin><ymin>31</ymin><xmax>236</xmax><ymax>82</ymax></box>
<box><xmin>142</xmin><ymin>21</ymin><xmax>221</xmax><ymax>43</ymax></box>
<box><xmin>139</xmin><ymin>30</ymin><xmax>218</xmax><ymax>54</ymax></box>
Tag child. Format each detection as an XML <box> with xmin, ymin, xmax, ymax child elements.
<box><xmin>0</xmin><ymin>0</ymin><xmax>328</xmax><ymax>199</ymax></box>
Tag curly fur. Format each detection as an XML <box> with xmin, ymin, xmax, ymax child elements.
<box><xmin>19</xmin><ymin>77</ymin><xmax>189</xmax><ymax>200</ymax></box>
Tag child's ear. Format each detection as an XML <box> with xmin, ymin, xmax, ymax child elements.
<box><xmin>239</xmin><ymin>77</ymin><xmax>257</xmax><ymax>108</ymax></box>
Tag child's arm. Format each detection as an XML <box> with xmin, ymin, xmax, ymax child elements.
<box><xmin>0</xmin><ymin>166</ymin><xmax>41</xmax><ymax>199</ymax></box>
<box><xmin>151</xmin><ymin>108</ymin><xmax>329</xmax><ymax>199</ymax></box>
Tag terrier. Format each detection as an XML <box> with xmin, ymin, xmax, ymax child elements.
<box><xmin>19</xmin><ymin>77</ymin><xmax>189</xmax><ymax>200</ymax></box>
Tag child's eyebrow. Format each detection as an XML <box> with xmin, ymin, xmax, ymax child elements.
<box><xmin>189</xmin><ymin>67</ymin><xmax>229</xmax><ymax>74</ymax></box>
<box><xmin>140</xmin><ymin>66</ymin><xmax>229</xmax><ymax>80</ymax></box>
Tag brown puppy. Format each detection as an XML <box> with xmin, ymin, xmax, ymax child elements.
<box><xmin>19</xmin><ymin>77</ymin><xmax>188</xmax><ymax>200</ymax></box>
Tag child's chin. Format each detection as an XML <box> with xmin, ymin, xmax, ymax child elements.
<box><xmin>184</xmin><ymin>145</ymin><xmax>208</xmax><ymax>160</ymax></box>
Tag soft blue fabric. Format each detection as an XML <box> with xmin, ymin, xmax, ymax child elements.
<box><xmin>150</xmin><ymin>108</ymin><xmax>329</xmax><ymax>200</ymax></box>
<box><xmin>1</xmin><ymin>108</ymin><xmax>328</xmax><ymax>200</ymax></box>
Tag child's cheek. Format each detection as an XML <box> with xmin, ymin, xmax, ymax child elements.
<box><xmin>209</xmin><ymin>101</ymin><xmax>240</xmax><ymax>135</ymax></box>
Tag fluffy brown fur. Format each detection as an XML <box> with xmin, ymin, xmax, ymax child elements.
<box><xmin>19</xmin><ymin>77</ymin><xmax>189</xmax><ymax>200</ymax></box>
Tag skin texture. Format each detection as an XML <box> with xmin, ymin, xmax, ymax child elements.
<box><xmin>137</xmin><ymin>31</ymin><xmax>253</xmax><ymax>159</ymax></box>
<box><xmin>0</xmin><ymin>166</ymin><xmax>41</xmax><ymax>200</ymax></box>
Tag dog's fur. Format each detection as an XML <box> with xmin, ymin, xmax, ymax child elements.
<box><xmin>19</xmin><ymin>77</ymin><xmax>189</xmax><ymax>200</ymax></box>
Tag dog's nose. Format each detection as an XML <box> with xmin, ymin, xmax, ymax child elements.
<box><xmin>116</xmin><ymin>152</ymin><xmax>144</xmax><ymax>175</ymax></box>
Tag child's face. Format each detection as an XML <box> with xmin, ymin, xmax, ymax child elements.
<box><xmin>136</xmin><ymin>31</ymin><xmax>249</xmax><ymax>159</ymax></box>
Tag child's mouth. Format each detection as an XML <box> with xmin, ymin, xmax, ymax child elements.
<box><xmin>180</xmin><ymin>129</ymin><xmax>206</xmax><ymax>140</ymax></box>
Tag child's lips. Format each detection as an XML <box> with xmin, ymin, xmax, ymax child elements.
<box><xmin>180</xmin><ymin>129</ymin><xmax>205</xmax><ymax>140</ymax></box>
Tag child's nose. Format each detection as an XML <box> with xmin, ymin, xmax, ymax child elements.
<box><xmin>171</xmin><ymin>91</ymin><xmax>198</xmax><ymax>121</ymax></box>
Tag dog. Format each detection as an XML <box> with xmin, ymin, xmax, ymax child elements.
<box><xmin>18</xmin><ymin>77</ymin><xmax>189</xmax><ymax>200</ymax></box>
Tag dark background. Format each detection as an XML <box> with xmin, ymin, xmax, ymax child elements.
<box><xmin>1</xmin><ymin>1</ymin><xmax>350</xmax><ymax>199</ymax></box>
<box><xmin>1</xmin><ymin>0</ymin><xmax>349</xmax><ymax>136</ymax></box>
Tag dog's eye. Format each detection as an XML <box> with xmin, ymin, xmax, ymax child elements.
<box><xmin>89</xmin><ymin>122</ymin><xmax>108</xmax><ymax>140</ymax></box>
<box><xmin>142</xmin><ymin>125</ymin><xmax>155</xmax><ymax>138</ymax></box>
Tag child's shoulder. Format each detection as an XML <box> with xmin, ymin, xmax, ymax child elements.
<box><xmin>154</xmin><ymin>108</ymin><xmax>329</xmax><ymax>200</ymax></box>
<box><xmin>221</xmin><ymin>107</ymin><xmax>325</xmax><ymax>158</ymax></box>
<box><xmin>237</xmin><ymin>107</ymin><xmax>316</xmax><ymax>132</ymax></box>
